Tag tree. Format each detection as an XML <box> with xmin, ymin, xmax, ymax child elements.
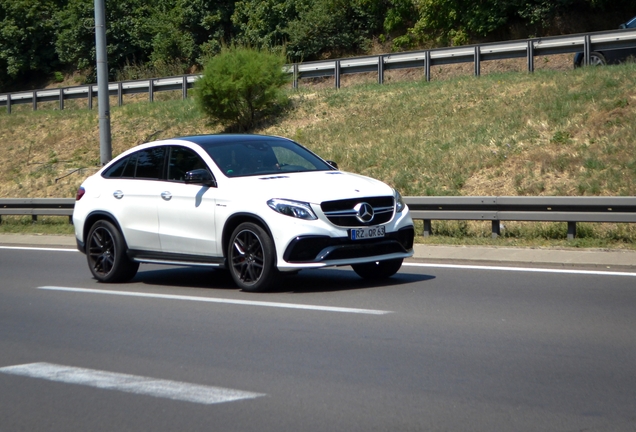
<box><xmin>55</xmin><ymin>0</ymin><xmax>158</xmax><ymax>78</ymax></box>
<box><xmin>0</xmin><ymin>0</ymin><xmax>62</xmax><ymax>91</ymax></box>
<box><xmin>195</xmin><ymin>46</ymin><xmax>290</xmax><ymax>131</ymax></box>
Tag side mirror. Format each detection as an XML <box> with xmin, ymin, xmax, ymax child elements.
<box><xmin>619</xmin><ymin>24</ymin><xmax>627</xmax><ymax>29</ymax></box>
<box><xmin>326</xmin><ymin>160</ymin><xmax>339</xmax><ymax>170</ymax></box>
<box><xmin>185</xmin><ymin>169</ymin><xmax>217</xmax><ymax>187</ymax></box>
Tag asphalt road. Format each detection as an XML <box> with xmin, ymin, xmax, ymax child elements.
<box><xmin>1</xmin><ymin>246</ymin><xmax>636</xmax><ymax>431</ymax></box>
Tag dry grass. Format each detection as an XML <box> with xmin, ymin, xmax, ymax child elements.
<box><xmin>1</xmin><ymin>57</ymin><xmax>635</xmax><ymax>247</ymax></box>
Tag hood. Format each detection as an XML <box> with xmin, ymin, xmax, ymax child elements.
<box><xmin>224</xmin><ymin>170</ymin><xmax>394</xmax><ymax>203</ymax></box>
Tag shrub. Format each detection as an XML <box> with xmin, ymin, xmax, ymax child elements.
<box><xmin>195</xmin><ymin>46</ymin><xmax>290</xmax><ymax>131</ymax></box>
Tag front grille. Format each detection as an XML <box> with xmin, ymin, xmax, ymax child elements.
<box><xmin>321</xmin><ymin>196</ymin><xmax>394</xmax><ymax>227</ymax></box>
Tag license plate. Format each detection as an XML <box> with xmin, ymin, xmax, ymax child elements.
<box><xmin>350</xmin><ymin>225</ymin><xmax>386</xmax><ymax>240</ymax></box>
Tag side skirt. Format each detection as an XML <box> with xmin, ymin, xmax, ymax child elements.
<box><xmin>128</xmin><ymin>249</ymin><xmax>226</xmax><ymax>268</ymax></box>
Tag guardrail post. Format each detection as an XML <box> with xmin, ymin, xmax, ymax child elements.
<box><xmin>425</xmin><ymin>51</ymin><xmax>431</xmax><ymax>82</ymax></box>
<box><xmin>378</xmin><ymin>55</ymin><xmax>384</xmax><ymax>84</ymax></box>
<box><xmin>32</xmin><ymin>215</ymin><xmax>37</xmax><ymax>223</ymax></box>
<box><xmin>59</xmin><ymin>88</ymin><xmax>64</xmax><ymax>111</ymax></box>
<box><xmin>182</xmin><ymin>75</ymin><xmax>188</xmax><ymax>99</ymax></box>
<box><xmin>6</xmin><ymin>93</ymin><xmax>11</xmax><ymax>114</ymax></box>
<box><xmin>583</xmin><ymin>35</ymin><xmax>591</xmax><ymax>66</ymax></box>
<box><xmin>492</xmin><ymin>220</ymin><xmax>500</xmax><ymax>238</ymax></box>
<box><xmin>527</xmin><ymin>40</ymin><xmax>534</xmax><ymax>72</ymax></box>
<box><xmin>117</xmin><ymin>82</ymin><xmax>123</xmax><ymax>106</ymax></box>
<box><xmin>423</xmin><ymin>220</ymin><xmax>432</xmax><ymax>237</ymax></box>
<box><xmin>335</xmin><ymin>61</ymin><xmax>341</xmax><ymax>89</ymax></box>
<box><xmin>32</xmin><ymin>91</ymin><xmax>37</xmax><ymax>111</ymax></box>
<box><xmin>149</xmin><ymin>79</ymin><xmax>154</xmax><ymax>102</ymax></box>
<box><xmin>88</xmin><ymin>86</ymin><xmax>93</xmax><ymax>110</ymax></box>
<box><xmin>567</xmin><ymin>222</ymin><xmax>577</xmax><ymax>240</ymax></box>
<box><xmin>474</xmin><ymin>46</ymin><xmax>481</xmax><ymax>77</ymax></box>
<box><xmin>293</xmin><ymin>64</ymin><xmax>299</xmax><ymax>89</ymax></box>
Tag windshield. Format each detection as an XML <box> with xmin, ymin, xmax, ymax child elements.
<box><xmin>200</xmin><ymin>138</ymin><xmax>334</xmax><ymax>178</ymax></box>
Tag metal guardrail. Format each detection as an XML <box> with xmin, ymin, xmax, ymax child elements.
<box><xmin>406</xmin><ymin>196</ymin><xmax>636</xmax><ymax>239</ymax></box>
<box><xmin>0</xmin><ymin>198</ymin><xmax>74</xmax><ymax>223</ymax></box>
<box><xmin>2</xmin><ymin>196</ymin><xmax>636</xmax><ymax>240</ymax></box>
<box><xmin>1</xmin><ymin>27</ymin><xmax>636</xmax><ymax>113</ymax></box>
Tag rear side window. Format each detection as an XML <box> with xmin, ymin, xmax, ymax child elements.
<box><xmin>102</xmin><ymin>147</ymin><xmax>165</xmax><ymax>180</ymax></box>
<box><xmin>102</xmin><ymin>156</ymin><xmax>131</xmax><ymax>178</ymax></box>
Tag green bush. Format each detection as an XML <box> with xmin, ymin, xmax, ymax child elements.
<box><xmin>195</xmin><ymin>46</ymin><xmax>290</xmax><ymax>131</ymax></box>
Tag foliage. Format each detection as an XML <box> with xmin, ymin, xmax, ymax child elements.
<box><xmin>0</xmin><ymin>0</ymin><xmax>62</xmax><ymax>90</ymax></box>
<box><xmin>0</xmin><ymin>0</ymin><xmax>635</xmax><ymax>91</ymax></box>
<box><xmin>54</xmin><ymin>0</ymin><xmax>156</xmax><ymax>78</ymax></box>
<box><xmin>285</xmin><ymin>0</ymin><xmax>385</xmax><ymax>61</ymax></box>
<box><xmin>147</xmin><ymin>0</ymin><xmax>236</xmax><ymax>67</ymax></box>
<box><xmin>194</xmin><ymin>46</ymin><xmax>290</xmax><ymax>131</ymax></box>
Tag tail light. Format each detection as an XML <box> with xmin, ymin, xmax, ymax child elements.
<box><xmin>75</xmin><ymin>186</ymin><xmax>85</xmax><ymax>201</ymax></box>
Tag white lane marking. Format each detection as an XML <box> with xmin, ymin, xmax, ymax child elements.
<box><xmin>404</xmin><ymin>262</ymin><xmax>636</xmax><ymax>277</ymax></box>
<box><xmin>0</xmin><ymin>362</ymin><xmax>265</xmax><ymax>405</ymax></box>
<box><xmin>38</xmin><ymin>286</ymin><xmax>392</xmax><ymax>315</ymax></box>
<box><xmin>0</xmin><ymin>246</ymin><xmax>77</xmax><ymax>252</ymax></box>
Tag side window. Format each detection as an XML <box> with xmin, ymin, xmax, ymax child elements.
<box><xmin>122</xmin><ymin>153</ymin><xmax>138</xmax><ymax>178</ymax></box>
<box><xmin>167</xmin><ymin>146</ymin><xmax>209</xmax><ymax>182</ymax></box>
<box><xmin>102</xmin><ymin>153</ymin><xmax>138</xmax><ymax>178</ymax></box>
<box><xmin>135</xmin><ymin>147</ymin><xmax>166</xmax><ymax>180</ymax></box>
<box><xmin>102</xmin><ymin>156</ymin><xmax>130</xmax><ymax>178</ymax></box>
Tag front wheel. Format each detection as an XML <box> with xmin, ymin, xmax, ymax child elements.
<box><xmin>588</xmin><ymin>52</ymin><xmax>607</xmax><ymax>66</ymax></box>
<box><xmin>86</xmin><ymin>220</ymin><xmax>139</xmax><ymax>283</ymax></box>
<box><xmin>352</xmin><ymin>258</ymin><xmax>403</xmax><ymax>280</ymax></box>
<box><xmin>228</xmin><ymin>222</ymin><xmax>279</xmax><ymax>292</ymax></box>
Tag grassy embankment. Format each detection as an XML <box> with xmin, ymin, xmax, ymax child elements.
<box><xmin>1</xmin><ymin>63</ymin><xmax>635</xmax><ymax>248</ymax></box>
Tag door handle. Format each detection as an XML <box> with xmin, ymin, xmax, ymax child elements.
<box><xmin>161</xmin><ymin>191</ymin><xmax>172</xmax><ymax>201</ymax></box>
<box><xmin>113</xmin><ymin>190</ymin><xmax>123</xmax><ymax>199</ymax></box>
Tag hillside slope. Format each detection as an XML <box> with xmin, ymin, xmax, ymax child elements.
<box><xmin>0</xmin><ymin>63</ymin><xmax>634</xmax><ymax>199</ymax></box>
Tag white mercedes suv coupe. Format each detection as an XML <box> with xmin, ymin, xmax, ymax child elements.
<box><xmin>73</xmin><ymin>134</ymin><xmax>415</xmax><ymax>291</ymax></box>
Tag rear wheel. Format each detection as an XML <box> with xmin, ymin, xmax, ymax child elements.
<box><xmin>228</xmin><ymin>222</ymin><xmax>279</xmax><ymax>292</ymax></box>
<box><xmin>86</xmin><ymin>220</ymin><xmax>139</xmax><ymax>283</ymax></box>
<box><xmin>352</xmin><ymin>258</ymin><xmax>403</xmax><ymax>280</ymax></box>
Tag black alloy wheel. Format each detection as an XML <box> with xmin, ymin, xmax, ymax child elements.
<box><xmin>86</xmin><ymin>220</ymin><xmax>139</xmax><ymax>283</ymax></box>
<box><xmin>228</xmin><ymin>222</ymin><xmax>278</xmax><ymax>292</ymax></box>
<box><xmin>351</xmin><ymin>258</ymin><xmax>403</xmax><ymax>280</ymax></box>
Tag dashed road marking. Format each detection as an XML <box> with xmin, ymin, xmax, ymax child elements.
<box><xmin>38</xmin><ymin>286</ymin><xmax>392</xmax><ymax>315</ymax></box>
<box><xmin>0</xmin><ymin>362</ymin><xmax>265</xmax><ymax>405</ymax></box>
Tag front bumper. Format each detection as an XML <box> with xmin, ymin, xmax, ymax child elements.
<box><xmin>283</xmin><ymin>226</ymin><xmax>414</xmax><ymax>263</ymax></box>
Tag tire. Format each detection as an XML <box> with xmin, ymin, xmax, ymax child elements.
<box><xmin>574</xmin><ymin>52</ymin><xmax>606</xmax><ymax>68</ymax></box>
<box><xmin>352</xmin><ymin>258</ymin><xmax>403</xmax><ymax>280</ymax></box>
<box><xmin>228</xmin><ymin>222</ymin><xmax>279</xmax><ymax>292</ymax></box>
<box><xmin>86</xmin><ymin>220</ymin><xmax>139</xmax><ymax>283</ymax></box>
<box><xmin>589</xmin><ymin>52</ymin><xmax>607</xmax><ymax>66</ymax></box>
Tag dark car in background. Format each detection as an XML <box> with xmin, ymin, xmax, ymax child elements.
<box><xmin>574</xmin><ymin>15</ymin><xmax>636</xmax><ymax>67</ymax></box>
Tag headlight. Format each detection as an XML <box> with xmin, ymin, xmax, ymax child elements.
<box><xmin>267</xmin><ymin>199</ymin><xmax>317</xmax><ymax>220</ymax></box>
<box><xmin>394</xmin><ymin>189</ymin><xmax>406</xmax><ymax>213</ymax></box>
